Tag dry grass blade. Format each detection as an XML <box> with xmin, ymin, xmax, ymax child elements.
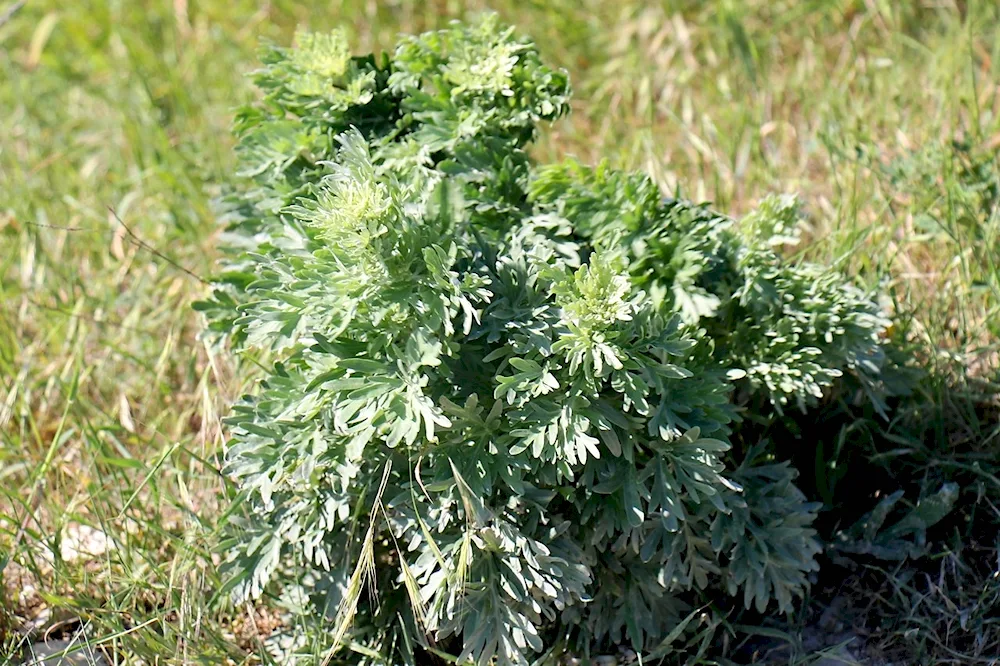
<box><xmin>322</xmin><ymin>461</ymin><xmax>393</xmax><ymax>665</ymax></box>
<box><xmin>0</xmin><ymin>0</ymin><xmax>26</xmax><ymax>28</ymax></box>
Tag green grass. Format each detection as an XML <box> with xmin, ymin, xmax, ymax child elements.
<box><xmin>1</xmin><ymin>0</ymin><xmax>998</xmax><ymax>663</ymax></box>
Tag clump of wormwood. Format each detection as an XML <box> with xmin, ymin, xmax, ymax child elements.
<box><xmin>199</xmin><ymin>16</ymin><xmax>891</xmax><ymax>666</ymax></box>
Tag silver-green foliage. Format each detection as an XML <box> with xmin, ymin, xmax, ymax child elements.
<box><xmin>200</xmin><ymin>16</ymin><xmax>889</xmax><ymax>666</ymax></box>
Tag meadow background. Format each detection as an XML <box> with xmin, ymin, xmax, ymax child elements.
<box><xmin>1</xmin><ymin>0</ymin><xmax>999</xmax><ymax>663</ymax></box>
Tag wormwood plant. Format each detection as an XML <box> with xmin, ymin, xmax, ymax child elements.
<box><xmin>199</xmin><ymin>16</ymin><xmax>891</xmax><ymax>665</ymax></box>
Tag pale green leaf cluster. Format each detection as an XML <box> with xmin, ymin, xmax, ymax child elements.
<box><xmin>200</xmin><ymin>16</ymin><xmax>891</xmax><ymax>666</ymax></box>
<box><xmin>530</xmin><ymin>164</ymin><xmax>890</xmax><ymax>410</ymax></box>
